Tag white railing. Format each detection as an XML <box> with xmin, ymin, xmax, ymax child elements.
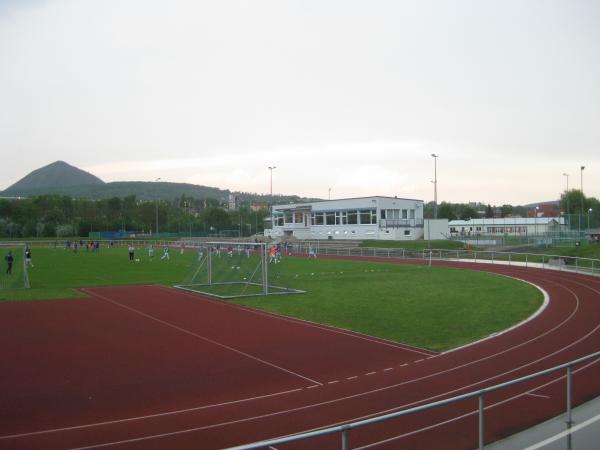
<box><xmin>227</xmin><ymin>351</ymin><xmax>600</xmax><ymax>450</ymax></box>
<box><xmin>289</xmin><ymin>244</ymin><xmax>599</xmax><ymax>277</ymax></box>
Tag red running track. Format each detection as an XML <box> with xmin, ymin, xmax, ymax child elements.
<box><xmin>0</xmin><ymin>258</ymin><xmax>599</xmax><ymax>449</ymax></box>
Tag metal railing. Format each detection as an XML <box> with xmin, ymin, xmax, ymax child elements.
<box><xmin>290</xmin><ymin>244</ymin><xmax>600</xmax><ymax>277</ymax></box>
<box><xmin>227</xmin><ymin>351</ymin><xmax>600</xmax><ymax>450</ymax></box>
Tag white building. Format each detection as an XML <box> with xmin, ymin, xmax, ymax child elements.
<box><xmin>267</xmin><ymin>196</ymin><xmax>424</xmax><ymax>240</ymax></box>
<box><xmin>448</xmin><ymin>217</ymin><xmax>565</xmax><ymax>237</ymax></box>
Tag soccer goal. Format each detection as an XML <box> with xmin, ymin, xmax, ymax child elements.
<box><xmin>0</xmin><ymin>243</ymin><xmax>30</xmax><ymax>290</ymax></box>
<box><xmin>174</xmin><ymin>241</ymin><xmax>304</xmax><ymax>299</ymax></box>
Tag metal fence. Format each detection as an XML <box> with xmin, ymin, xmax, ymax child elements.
<box><xmin>292</xmin><ymin>243</ymin><xmax>600</xmax><ymax>277</ymax></box>
<box><xmin>227</xmin><ymin>351</ymin><xmax>600</xmax><ymax>450</ymax></box>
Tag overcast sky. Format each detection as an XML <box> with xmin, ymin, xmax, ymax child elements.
<box><xmin>0</xmin><ymin>0</ymin><xmax>598</xmax><ymax>204</ymax></box>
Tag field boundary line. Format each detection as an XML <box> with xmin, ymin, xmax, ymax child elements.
<box><xmin>81</xmin><ymin>288</ymin><xmax>323</xmax><ymax>386</ymax></box>
<box><xmin>154</xmin><ymin>284</ymin><xmax>437</xmax><ymax>357</ymax></box>
<box><xmin>35</xmin><ymin>277</ymin><xmax>589</xmax><ymax>448</ymax></box>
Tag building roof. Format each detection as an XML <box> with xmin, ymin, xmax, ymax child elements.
<box><xmin>273</xmin><ymin>196</ymin><xmax>423</xmax><ymax>211</ymax></box>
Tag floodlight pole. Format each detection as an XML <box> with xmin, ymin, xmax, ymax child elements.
<box><xmin>155</xmin><ymin>177</ymin><xmax>161</xmax><ymax>235</ymax></box>
<box><xmin>431</xmin><ymin>154</ymin><xmax>439</xmax><ymax>219</ymax></box>
<box><xmin>268</xmin><ymin>166</ymin><xmax>276</xmax><ymax>232</ymax></box>
<box><xmin>580</xmin><ymin>166</ymin><xmax>585</xmax><ymax>235</ymax></box>
<box><xmin>563</xmin><ymin>173</ymin><xmax>570</xmax><ymax>216</ymax></box>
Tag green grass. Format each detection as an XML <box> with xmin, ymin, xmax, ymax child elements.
<box><xmin>234</xmin><ymin>258</ymin><xmax>543</xmax><ymax>351</ymax></box>
<box><xmin>360</xmin><ymin>239</ymin><xmax>466</xmax><ymax>250</ymax></box>
<box><xmin>0</xmin><ymin>246</ymin><xmax>196</xmax><ymax>301</ymax></box>
<box><xmin>0</xmin><ymin>246</ymin><xmax>543</xmax><ymax>351</ymax></box>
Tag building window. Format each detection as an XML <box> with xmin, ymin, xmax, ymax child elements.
<box><xmin>402</xmin><ymin>209</ymin><xmax>408</xmax><ymax>219</ymax></box>
<box><xmin>410</xmin><ymin>209</ymin><xmax>415</xmax><ymax>219</ymax></box>
<box><xmin>348</xmin><ymin>211</ymin><xmax>358</xmax><ymax>224</ymax></box>
<box><xmin>294</xmin><ymin>211</ymin><xmax>302</xmax><ymax>223</ymax></box>
<box><xmin>380</xmin><ymin>210</ymin><xmax>386</xmax><ymax>219</ymax></box>
<box><xmin>404</xmin><ymin>229</ymin><xmax>411</xmax><ymax>236</ymax></box>
<box><xmin>274</xmin><ymin>214</ymin><xmax>284</xmax><ymax>226</ymax></box>
<box><xmin>326</xmin><ymin>212</ymin><xmax>335</xmax><ymax>225</ymax></box>
<box><xmin>313</xmin><ymin>213</ymin><xmax>324</xmax><ymax>225</ymax></box>
<box><xmin>284</xmin><ymin>212</ymin><xmax>293</xmax><ymax>224</ymax></box>
<box><xmin>359</xmin><ymin>210</ymin><xmax>371</xmax><ymax>224</ymax></box>
<box><xmin>371</xmin><ymin>210</ymin><xmax>377</xmax><ymax>224</ymax></box>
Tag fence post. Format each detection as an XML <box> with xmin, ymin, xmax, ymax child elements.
<box><xmin>576</xmin><ymin>258</ymin><xmax>579</xmax><ymax>274</ymax></box>
<box><xmin>525</xmin><ymin>254</ymin><xmax>528</xmax><ymax>268</ymax></box>
<box><xmin>479</xmin><ymin>394</ymin><xmax>485</xmax><ymax>450</ymax></box>
<box><xmin>566</xmin><ymin>365</ymin><xmax>573</xmax><ymax>428</ymax></box>
<box><xmin>509</xmin><ymin>253</ymin><xmax>511</xmax><ymax>266</ymax></box>
<box><xmin>491</xmin><ymin>252</ymin><xmax>494</xmax><ymax>264</ymax></box>
<box><xmin>474</xmin><ymin>251</ymin><xmax>477</xmax><ymax>263</ymax></box>
<box><xmin>341</xmin><ymin>426</ymin><xmax>349</xmax><ymax>450</ymax></box>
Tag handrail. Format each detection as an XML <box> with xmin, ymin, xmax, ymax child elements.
<box><xmin>226</xmin><ymin>351</ymin><xmax>600</xmax><ymax>449</ymax></box>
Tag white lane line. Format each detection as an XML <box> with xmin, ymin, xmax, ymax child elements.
<box><xmin>328</xmin><ymin>381</ymin><xmax>339</xmax><ymax>385</ymax></box>
<box><xmin>355</xmin><ymin>358</ymin><xmax>600</xmax><ymax>449</ymax></box>
<box><xmin>366</xmin><ymin>372</ymin><xmax>376</xmax><ymax>376</ymax></box>
<box><xmin>414</xmin><ymin>359</ymin><xmax>424</xmax><ymax>363</ymax></box>
<box><xmin>3</xmin><ymin>268</ymin><xmax>590</xmax><ymax>444</ymax></box>
<box><xmin>526</xmin><ymin>392</ymin><xmax>551</xmax><ymax>399</ymax></box>
<box><xmin>347</xmin><ymin>376</ymin><xmax>358</xmax><ymax>380</ymax></box>
<box><xmin>400</xmin><ymin>363</ymin><xmax>408</xmax><ymax>367</ymax></box>
<box><xmin>383</xmin><ymin>368</ymin><xmax>393</xmax><ymax>372</ymax></box>
<box><xmin>82</xmin><ymin>289</ymin><xmax>322</xmax><ymax>387</ymax></box>
<box><xmin>157</xmin><ymin>284</ymin><xmax>436</xmax><ymax>357</ymax></box>
<box><xmin>524</xmin><ymin>412</ymin><xmax>600</xmax><ymax>450</ymax></box>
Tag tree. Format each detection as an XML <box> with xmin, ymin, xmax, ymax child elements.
<box><xmin>485</xmin><ymin>204</ymin><xmax>494</xmax><ymax>218</ymax></box>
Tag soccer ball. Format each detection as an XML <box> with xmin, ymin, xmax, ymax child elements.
<box><xmin>135</xmin><ymin>258</ymin><xmax>140</xmax><ymax>262</ymax></box>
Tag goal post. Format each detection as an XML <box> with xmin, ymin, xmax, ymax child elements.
<box><xmin>0</xmin><ymin>242</ymin><xmax>30</xmax><ymax>290</ymax></box>
<box><xmin>175</xmin><ymin>241</ymin><xmax>304</xmax><ymax>299</ymax></box>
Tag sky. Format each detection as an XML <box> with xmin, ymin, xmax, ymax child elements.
<box><xmin>0</xmin><ymin>0</ymin><xmax>598</xmax><ymax>205</ymax></box>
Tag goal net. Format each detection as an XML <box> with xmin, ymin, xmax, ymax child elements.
<box><xmin>0</xmin><ymin>243</ymin><xmax>30</xmax><ymax>290</ymax></box>
<box><xmin>175</xmin><ymin>241</ymin><xmax>304</xmax><ymax>299</ymax></box>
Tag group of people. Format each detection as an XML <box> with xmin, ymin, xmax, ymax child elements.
<box><xmin>4</xmin><ymin>245</ymin><xmax>34</xmax><ymax>275</ymax></box>
<box><xmin>127</xmin><ymin>244</ymin><xmax>171</xmax><ymax>261</ymax></box>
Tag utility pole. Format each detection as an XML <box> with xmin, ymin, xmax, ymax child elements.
<box><xmin>431</xmin><ymin>154</ymin><xmax>439</xmax><ymax>219</ymax></box>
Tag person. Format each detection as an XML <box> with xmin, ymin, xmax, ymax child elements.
<box><xmin>25</xmin><ymin>246</ymin><xmax>34</xmax><ymax>268</ymax></box>
<box><xmin>161</xmin><ymin>246</ymin><xmax>170</xmax><ymax>260</ymax></box>
<box><xmin>308</xmin><ymin>245</ymin><xmax>317</xmax><ymax>259</ymax></box>
<box><xmin>148</xmin><ymin>244</ymin><xmax>154</xmax><ymax>259</ymax></box>
<box><xmin>197</xmin><ymin>247</ymin><xmax>204</xmax><ymax>262</ymax></box>
<box><xmin>73</xmin><ymin>242</ymin><xmax>78</xmax><ymax>254</ymax></box>
<box><xmin>269</xmin><ymin>245</ymin><xmax>277</xmax><ymax>263</ymax></box>
<box><xmin>128</xmin><ymin>244</ymin><xmax>135</xmax><ymax>261</ymax></box>
<box><xmin>227</xmin><ymin>245</ymin><xmax>234</xmax><ymax>257</ymax></box>
<box><xmin>5</xmin><ymin>251</ymin><xmax>13</xmax><ymax>275</ymax></box>
<box><xmin>180</xmin><ymin>243</ymin><xmax>185</xmax><ymax>255</ymax></box>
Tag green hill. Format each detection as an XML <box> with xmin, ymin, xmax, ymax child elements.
<box><xmin>4</xmin><ymin>161</ymin><xmax>104</xmax><ymax>192</ymax></box>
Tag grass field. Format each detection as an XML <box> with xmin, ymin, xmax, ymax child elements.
<box><xmin>0</xmin><ymin>246</ymin><xmax>543</xmax><ymax>351</ymax></box>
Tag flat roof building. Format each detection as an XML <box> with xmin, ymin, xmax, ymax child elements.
<box><xmin>267</xmin><ymin>196</ymin><xmax>424</xmax><ymax>240</ymax></box>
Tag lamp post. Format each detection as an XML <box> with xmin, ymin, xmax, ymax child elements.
<box><xmin>155</xmin><ymin>177</ymin><xmax>161</xmax><ymax>235</ymax></box>
<box><xmin>563</xmin><ymin>173</ymin><xmax>570</xmax><ymax>216</ymax></box>
<box><xmin>328</xmin><ymin>187</ymin><xmax>331</xmax><ymax>200</ymax></box>
<box><xmin>534</xmin><ymin>206</ymin><xmax>540</xmax><ymax>244</ymax></box>
<box><xmin>268</xmin><ymin>166</ymin><xmax>276</xmax><ymax>232</ymax></box>
<box><xmin>580</xmin><ymin>166</ymin><xmax>585</xmax><ymax>235</ymax></box>
<box><xmin>431</xmin><ymin>154</ymin><xmax>439</xmax><ymax>219</ymax></box>
<box><xmin>588</xmin><ymin>208</ymin><xmax>593</xmax><ymax>232</ymax></box>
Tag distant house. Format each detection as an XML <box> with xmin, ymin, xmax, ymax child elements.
<box><xmin>267</xmin><ymin>196</ymin><xmax>424</xmax><ymax>240</ymax></box>
<box><xmin>448</xmin><ymin>217</ymin><xmax>565</xmax><ymax>237</ymax></box>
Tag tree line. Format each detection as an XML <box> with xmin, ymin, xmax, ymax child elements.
<box><xmin>0</xmin><ymin>194</ymin><xmax>270</xmax><ymax>239</ymax></box>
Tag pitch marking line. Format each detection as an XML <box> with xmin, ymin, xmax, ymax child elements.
<box><xmin>155</xmin><ymin>284</ymin><xmax>436</xmax><ymax>357</ymax></box>
<box><xmin>69</xmin><ymin>278</ymin><xmax>591</xmax><ymax>448</ymax></box>
<box><xmin>82</xmin><ymin>288</ymin><xmax>323</xmax><ymax>387</ymax></box>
